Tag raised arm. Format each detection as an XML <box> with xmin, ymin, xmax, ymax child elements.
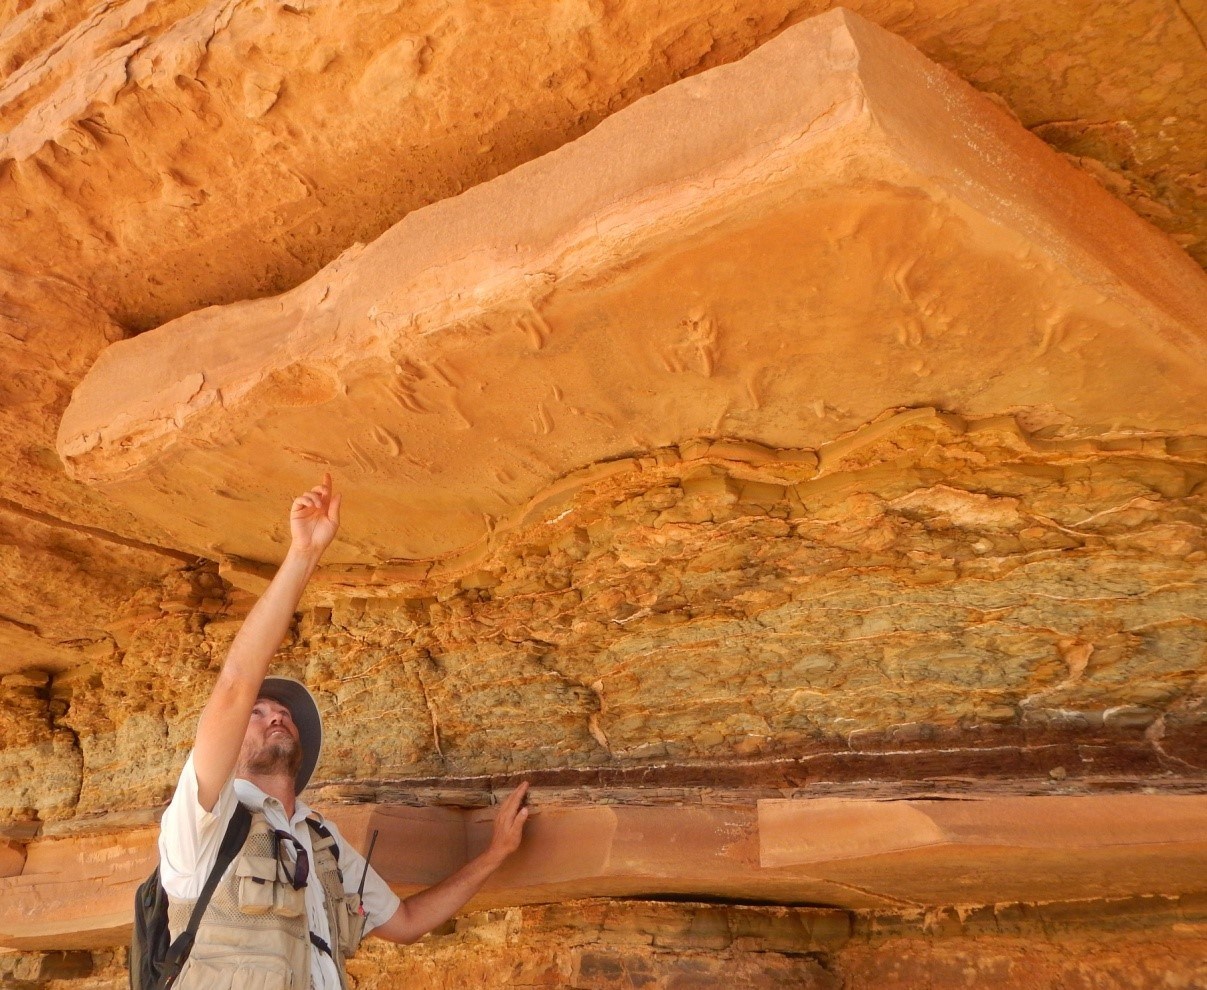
<box><xmin>192</xmin><ymin>474</ymin><xmax>342</xmax><ymax>812</ymax></box>
<box><xmin>371</xmin><ymin>783</ymin><xmax>530</xmax><ymax>945</ymax></box>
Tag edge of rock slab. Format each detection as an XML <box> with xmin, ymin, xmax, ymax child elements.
<box><xmin>758</xmin><ymin>794</ymin><xmax>1207</xmax><ymax>867</ymax></box>
<box><xmin>842</xmin><ymin>10</ymin><xmax>1207</xmax><ymax>335</ymax></box>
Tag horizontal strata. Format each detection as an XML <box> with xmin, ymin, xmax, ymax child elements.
<box><xmin>216</xmin><ymin>406</ymin><xmax>1202</xmax><ymax>592</ymax></box>
<box><xmin>11</xmin><ymin>404</ymin><xmax>1207</xmax><ymax>819</ymax></box>
<box><xmin>56</xmin><ymin>8</ymin><xmax>1207</xmax><ymax>567</ymax></box>
<box><xmin>2</xmin><ymin>793</ymin><xmax>1205</xmax><ymax>950</ymax></box>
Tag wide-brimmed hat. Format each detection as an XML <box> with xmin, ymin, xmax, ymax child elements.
<box><xmin>257</xmin><ymin>677</ymin><xmax>323</xmax><ymax>794</ymax></box>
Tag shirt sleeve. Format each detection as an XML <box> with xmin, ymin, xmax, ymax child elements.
<box><xmin>325</xmin><ymin>820</ymin><xmax>402</xmax><ymax>933</ymax></box>
<box><xmin>157</xmin><ymin>751</ymin><xmax>239</xmax><ymax>900</ymax></box>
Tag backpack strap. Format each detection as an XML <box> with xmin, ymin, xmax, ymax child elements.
<box><xmin>306</xmin><ymin>816</ymin><xmax>343</xmax><ymax>883</ymax></box>
<box><xmin>156</xmin><ymin>802</ymin><xmax>253</xmax><ymax>990</ymax></box>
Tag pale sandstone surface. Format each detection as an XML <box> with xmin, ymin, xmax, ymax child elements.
<box><xmin>0</xmin><ymin>825</ymin><xmax>157</xmax><ymax>950</ymax></box>
<box><xmin>55</xmin><ymin>11</ymin><xmax>1207</xmax><ymax>566</ymax></box>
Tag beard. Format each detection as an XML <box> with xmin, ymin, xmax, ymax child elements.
<box><xmin>239</xmin><ymin>733</ymin><xmax>303</xmax><ymax>779</ymax></box>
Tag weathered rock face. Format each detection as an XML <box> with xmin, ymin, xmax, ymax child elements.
<box><xmin>322</xmin><ymin>898</ymin><xmax>1207</xmax><ymax>990</ymax></box>
<box><xmin>11</xmin><ymin>407</ymin><xmax>1207</xmax><ymax>825</ymax></box>
<box><xmin>1</xmin><ymin>0</ymin><xmax>1205</xmax><ymax>986</ymax></box>
<box><xmin>6</xmin><ymin>898</ymin><xmax>1207</xmax><ymax>989</ymax></box>
<box><xmin>0</xmin><ymin>271</ymin><xmax>185</xmax><ymax>676</ymax></box>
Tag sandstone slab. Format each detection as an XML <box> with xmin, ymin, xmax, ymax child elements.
<box><xmin>57</xmin><ymin>9</ymin><xmax>1207</xmax><ymax>569</ymax></box>
<box><xmin>0</xmin><ymin>826</ymin><xmax>157</xmax><ymax>950</ymax></box>
<box><xmin>4</xmin><ymin>794</ymin><xmax>1205</xmax><ymax>950</ymax></box>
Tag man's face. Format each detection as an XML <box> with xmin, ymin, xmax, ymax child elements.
<box><xmin>238</xmin><ymin>697</ymin><xmax>303</xmax><ymax>780</ymax></box>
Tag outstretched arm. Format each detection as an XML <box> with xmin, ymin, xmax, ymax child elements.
<box><xmin>192</xmin><ymin>474</ymin><xmax>342</xmax><ymax>812</ymax></box>
<box><xmin>371</xmin><ymin>783</ymin><xmax>530</xmax><ymax>944</ymax></box>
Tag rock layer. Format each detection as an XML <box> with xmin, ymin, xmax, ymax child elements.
<box><xmin>15</xmin><ymin>407</ymin><xmax>1207</xmax><ymax>825</ymax></box>
<box><xmin>4</xmin><ymin>794</ymin><xmax>1205</xmax><ymax>950</ymax></box>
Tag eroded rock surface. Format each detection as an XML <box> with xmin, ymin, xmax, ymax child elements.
<box><xmin>0</xmin><ymin>271</ymin><xmax>186</xmax><ymax>675</ymax></box>
<box><xmin>5</xmin><ymin>898</ymin><xmax>1205</xmax><ymax>989</ymax></box>
<box><xmin>13</xmin><ymin>408</ymin><xmax>1207</xmax><ymax>828</ymax></box>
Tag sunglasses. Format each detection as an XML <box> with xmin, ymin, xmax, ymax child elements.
<box><xmin>272</xmin><ymin>829</ymin><xmax>310</xmax><ymax>890</ymax></box>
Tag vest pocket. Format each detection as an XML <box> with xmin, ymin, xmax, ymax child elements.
<box><xmin>179</xmin><ymin>953</ymin><xmax>293</xmax><ymax>990</ymax></box>
<box><xmin>236</xmin><ymin>853</ymin><xmax>307</xmax><ymax>917</ymax></box>
<box><xmin>235</xmin><ymin>855</ymin><xmax>279</xmax><ymax>915</ymax></box>
<box><xmin>336</xmin><ymin>893</ymin><xmax>368</xmax><ymax>957</ymax></box>
<box><xmin>272</xmin><ymin>879</ymin><xmax>305</xmax><ymax>918</ymax></box>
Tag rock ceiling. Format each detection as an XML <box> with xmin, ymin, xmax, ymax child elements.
<box><xmin>0</xmin><ymin>0</ymin><xmax>1205</xmax><ymax>978</ymax></box>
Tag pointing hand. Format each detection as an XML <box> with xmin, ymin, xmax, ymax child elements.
<box><xmin>290</xmin><ymin>473</ymin><xmax>342</xmax><ymax>555</ymax></box>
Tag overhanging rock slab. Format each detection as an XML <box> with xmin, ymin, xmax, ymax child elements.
<box><xmin>57</xmin><ymin>8</ymin><xmax>1207</xmax><ymax>567</ymax></box>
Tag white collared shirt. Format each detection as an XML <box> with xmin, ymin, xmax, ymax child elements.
<box><xmin>159</xmin><ymin>753</ymin><xmax>401</xmax><ymax>990</ymax></box>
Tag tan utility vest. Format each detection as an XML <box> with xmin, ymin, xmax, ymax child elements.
<box><xmin>166</xmin><ymin>809</ymin><xmax>362</xmax><ymax>990</ymax></box>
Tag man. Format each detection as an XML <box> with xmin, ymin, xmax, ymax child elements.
<box><xmin>158</xmin><ymin>474</ymin><xmax>528</xmax><ymax>989</ymax></box>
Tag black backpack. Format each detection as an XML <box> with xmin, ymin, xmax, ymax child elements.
<box><xmin>130</xmin><ymin>804</ymin><xmax>252</xmax><ymax>990</ymax></box>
